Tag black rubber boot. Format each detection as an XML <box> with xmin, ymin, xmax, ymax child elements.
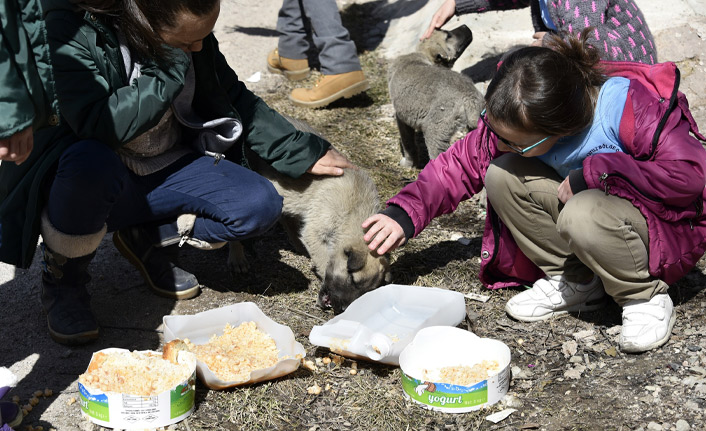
<box><xmin>40</xmin><ymin>244</ymin><xmax>100</xmax><ymax>346</ymax></box>
<box><xmin>113</xmin><ymin>225</ymin><xmax>200</xmax><ymax>300</ymax></box>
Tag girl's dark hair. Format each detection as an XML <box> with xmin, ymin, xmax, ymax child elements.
<box><xmin>71</xmin><ymin>0</ymin><xmax>219</xmax><ymax>62</ymax></box>
<box><xmin>485</xmin><ymin>28</ymin><xmax>606</xmax><ymax>137</ymax></box>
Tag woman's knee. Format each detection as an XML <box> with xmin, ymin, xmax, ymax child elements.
<box><xmin>56</xmin><ymin>140</ymin><xmax>125</xmax><ymax>187</ymax></box>
<box><xmin>236</xmin><ymin>178</ymin><xmax>283</xmax><ymax>237</ymax></box>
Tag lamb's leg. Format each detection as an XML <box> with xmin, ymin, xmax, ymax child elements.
<box><xmin>396</xmin><ymin>116</ymin><xmax>419</xmax><ymax>168</ymax></box>
<box><xmin>423</xmin><ymin>123</ymin><xmax>457</xmax><ymax>160</ymax></box>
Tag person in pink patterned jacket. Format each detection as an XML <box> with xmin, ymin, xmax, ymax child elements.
<box><xmin>364</xmin><ymin>29</ymin><xmax>706</xmax><ymax>353</ymax></box>
<box><xmin>423</xmin><ymin>0</ymin><xmax>656</xmax><ymax>64</ymax></box>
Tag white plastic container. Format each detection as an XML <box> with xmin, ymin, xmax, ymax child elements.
<box><xmin>399</xmin><ymin>326</ymin><xmax>511</xmax><ymax>413</ymax></box>
<box><xmin>309</xmin><ymin>284</ymin><xmax>466</xmax><ymax>365</ymax></box>
<box><xmin>163</xmin><ymin>302</ymin><xmax>306</xmax><ymax>390</ymax></box>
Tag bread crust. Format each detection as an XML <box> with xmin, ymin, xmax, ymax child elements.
<box><xmin>163</xmin><ymin>339</ymin><xmax>191</xmax><ymax>365</ymax></box>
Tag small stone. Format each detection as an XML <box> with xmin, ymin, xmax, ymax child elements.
<box><xmin>690</xmin><ymin>366</ymin><xmax>706</xmax><ymax>375</ymax></box>
<box><xmin>687</xmin><ymin>345</ymin><xmax>702</xmax><ymax>352</ymax></box>
<box><xmin>606</xmin><ymin>326</ymin><xmax>622</xmax><ymax>336</ymax></box>
<box><xmin>502</xmin><ymin>394</ymin><xmax>523</xmax><ymax>408</ymax></box>
<box><xmin>682</xmin><ymin>376</ymin><xmax>699</xmax><ymax>386</ymax></box>
<box><xmin>676</xmin><ymin>419</ymin><xmax>691</xmax><ymax>431</ymax></box>
<box><xmin>684</xmin><ymin>400</ymin><xmax>700</xmax><ymax>411</ymax></box>
<box><xmin>646</xmin><ymin>421</ymin><xmax>663</xmax><ymax>431</ymax></box>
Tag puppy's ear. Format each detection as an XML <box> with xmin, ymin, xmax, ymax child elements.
<box><xmin>345</xmin><ymin>247</ymin><xmax>367</xmax><ymax>272</ymax></box>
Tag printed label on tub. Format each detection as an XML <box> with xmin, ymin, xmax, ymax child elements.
<box><xmin>401</xmin><ymin>372</ymin><xmax>488</xmax><ymax>408</ymax></box>
<box><xmin>401</xmin><ymin>365</ymin><xmax>511</xmax><ymax>412</ymax></box>
<box><xmin>78</xmin><ymin>371</ymin><xmax>196</xmax><ymax>428</ymax></box>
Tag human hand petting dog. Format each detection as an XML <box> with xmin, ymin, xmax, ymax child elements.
<box><xmin>532</xmin><ymin>32</ymin><xmax>548</xmax><ymax>47</ymax></box>
<box><xmin>422</xmin><ymin>0</ymin><xmax>456</xmax><ymax>40</ymax></box>
<box><xmin>307</xmin><ymin>147</ymin><xmax>355</xmax><ymax>176</ymax></box>
<box><xmin>0</xmin><ymin>126</ymin><xmax>34</xmax><ymax>165</ymax></box>
<box><xmin>363</xmin><ymin>214</ymin><xmax>406</xmax><ymax>255</ymax></box>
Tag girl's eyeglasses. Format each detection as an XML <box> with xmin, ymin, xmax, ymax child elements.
<box><xmin>479</xmin><ymin>109</ymin><xmax>550</xmax><ymax>155</ymax></box>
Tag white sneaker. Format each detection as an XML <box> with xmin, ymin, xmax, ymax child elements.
<box><xmin>505</xmin><ymin>275</ymin><xmax>605</xmax><ymax>322</ymax></box>
<box><xmin>619</xmin><ymin>293</ymin><xmax>676</xmax><ymax>353</ymax></box>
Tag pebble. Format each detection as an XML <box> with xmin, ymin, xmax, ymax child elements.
<box><xmin>687</xmin><ymin>345</ymin><xmax>702</xmax><ymax>352</ymax></box>
<box><xmin>682</xmin><ymin>376</ymin><xmax>699</xmax><ymax>386</ymax></box>
<box><xmin>690</xmin><ymin>366</ymin><xmax>706</xmax><ymax>375</ymax></box>
<box><xmin>684</xmin><ymin>400</ymin><xmax>700</xmax><ymax>411</ymax></box>
<box><xmin>502</xmin><ymin>394</ymin><xmax>523</xmax><ymax>408</ymax></box>
<box><xmin>646</xmin><ymin>422</ymin><xmax>663</xmax><ymax>431</ymax></box>
<box><xmin>676</xmin><ymin>419</ymin><xmax>691</xmax><ymax>431</ymax></box>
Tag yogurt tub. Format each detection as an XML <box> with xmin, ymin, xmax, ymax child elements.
<box><xmin>78</xmin><ymin>348</ymin><xmax>197</xmax><ymax>429</ymax></box>
<box><xmin>399</xmin><ymin>326</ymin><xmax>511</xmax><ymax>413</ymax></box>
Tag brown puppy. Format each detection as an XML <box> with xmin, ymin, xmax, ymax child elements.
<box><xmin>229</xmin><ymin>118</ymin><xmax>391</xmax><ymax>313</ymax></box>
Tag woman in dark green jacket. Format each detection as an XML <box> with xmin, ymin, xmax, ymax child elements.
<box><xmin>0</xmin><ymin>0</ymin><xmax>58</xmax><ymax>164</ymax></box>
<box><xmin>0</xmin><ymin>0</ymin><xmax>353</xmax><ymax>345</ymax></box>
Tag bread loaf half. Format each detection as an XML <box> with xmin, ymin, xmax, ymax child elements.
<box><xmin>163</xmin><ymin>339</ymin><xmax>191</xmax><ymax>365</ymax></box>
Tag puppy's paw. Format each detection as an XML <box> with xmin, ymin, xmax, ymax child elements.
<box><xmin>228</xmin><ymin>241</ymin><xmax>250</xmax><ymax>274</ymax></box>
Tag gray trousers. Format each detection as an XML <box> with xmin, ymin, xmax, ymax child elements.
<box><xmin>485</xmin><ymin>154</ymin><xmax>668</xmax><ymax>305</ymax></box>
<box><xmin>276</xmin><ymin>0</ymin><xmax>361</xmax><ymax>75</ymax></box>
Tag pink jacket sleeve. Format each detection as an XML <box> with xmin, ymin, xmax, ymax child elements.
<box><xmin>388</xmin><ymin>125</ymin><xmax>498</xmax><ymax>237</ymax></box>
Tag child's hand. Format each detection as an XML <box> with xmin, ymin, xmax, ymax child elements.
<box><xmin>558</xmin><ymin>177</ymin><xmax>574</xmax><ymax>203</ymax></box>
<box><xmin>531</xmin><ymin>32</ymin><xmax>548</xmax><ymax>47</ymax></box>
<box><xmin>0</xmin><ymin>126</ymin><xmax>33</xmax><ymax>165</ymax></box>
<box><xmin>421</xmin><ymin>0</ymin><xmax>457</xmax><ymax>40</ymax></box>
<box><xmin>362</xmin><ymin>214</ymin><xmax>406</xmax><ymax>255</ymax></box>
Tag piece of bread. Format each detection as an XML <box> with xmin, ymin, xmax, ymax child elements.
<box><xmin>163</xmin><ymin>339</ymin><xmax>191</xmax><ymax>365</ymax></box>
<box><xmin>86</xmin><ymin>352</ymin><xmax>108</xmax><ymax>373</ymax></box>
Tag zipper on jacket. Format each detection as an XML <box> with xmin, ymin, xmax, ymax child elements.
<box><xmin>636</xmin><ymin>67</ymin><xmax>681</xmax><ymax>161</ymax></box>
<box><xmin>599</xmin><ymin>172</ymin><xmax>663</xmax><ymax>203</ymax></box>
<box><xmin>205</xmin><ymin>151</ymin><xmax>225</xmax><ymax>165</ymax></box>
<box><xmin>599</xmin><ymin>173</ymin><xmax>610</xmax><ymax>194</ymax></box>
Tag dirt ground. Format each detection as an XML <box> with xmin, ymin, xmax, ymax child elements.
<box><xmin>2</xmin><ymin>1</ymin><xmax>706</xmax><ymax>431</ymax></box>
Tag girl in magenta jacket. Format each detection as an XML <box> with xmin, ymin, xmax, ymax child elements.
<box><xmin>423</xmin><ymin>0</ymin><xmax>657</xmax><ymax>64</ymax></box>
<box><xmin>364</xmin><ymin>30</ymin><xmax>706</xmax><ymax>353</ymax></box>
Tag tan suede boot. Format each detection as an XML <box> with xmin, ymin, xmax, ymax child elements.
<box><xmin>289</xmin><ymin>71</ymin><xmax>369</xmax><ymax>108</ymax></box>
<box><xmin>267</xmin><ymin>48</ymin><xmax>310</xmax><ymax>81</ymax></box>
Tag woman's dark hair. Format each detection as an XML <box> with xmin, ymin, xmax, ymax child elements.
<box><xmin>71</xmin><ymin>0</ymin><xmax>219</xmax><ymax>62</ymax></box>
<box><xmin>484</xmin><ymin>28</ymin><xmax>606</xmax><ymax>137</ymax></box>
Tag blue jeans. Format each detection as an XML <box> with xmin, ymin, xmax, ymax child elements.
<box><xmin>46</xmin><ymin>140</ymin><xmax>283</xmax><ymax>243</ymax></box>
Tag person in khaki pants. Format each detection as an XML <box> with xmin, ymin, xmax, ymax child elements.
<box><xmin>362</xmin><ymin>30</ymin><xmax>706</xmax><ymax>354</ymax></box>
<box><xmin>267</xmin><ymin>0</ymin><xmax>369</xmax><ymax>108</ymax></box>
